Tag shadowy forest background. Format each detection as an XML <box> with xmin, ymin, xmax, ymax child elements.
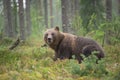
<box><xmin>0</xmin><ymin>0</ymin><xmax>120</xmax><ymax>45</ymax></box>
<box><xmin>0</xmin><ymin>0</ymin><xmax>120</xmax><ymax>80</ymax></box>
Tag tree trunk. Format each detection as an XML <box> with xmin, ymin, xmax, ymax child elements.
<box><xmin>44</xmin><ymin>0</ymin><xmax>48</xmax><ymax>28</ymax></box>
<box><xmin>12</xmin><ymin>0</ymin><xmax>18</xmax><ymax>37</ymax></box>
<box><xmin>118</xmin><ymin>0</ymin><xmax>120</xmax><ymax>15</ymax></box>
<box><xmin>105</xmin><ymin>0</ymin><xmax>112</xmax><ymax>45</ymax></box>
<box><xmin>61</xmin><ymin>0</ymin><xmax>70</xmax><ymax>32</ymax></box>
<box><xmin>71</xmin><ymin>0</ymin><xmax>80</xmax><ymax>16</ymax></box>
<box><xmin>3</xmin><ymin>0</ymin><xmax>14</xmax><ymax>38</ymax></box>
<box><xmin>18</xmin><ymin>0</ymin><xmax>25</xmax><ymax>40</ymax></box>
<box><xmin>26</xmin><ymin>0</ymin><xmax>31</xmax><ymax>37</ymax></box>
<box><xmin>106</xmin><ymin>0</ymin><xmax>112</xmax><ymax>21</ymax></box>
<box><xmin>37</xmin><ymin>0</ymin><xmax>43</xmax><ymax>17</ymax></box>
<box><xmin>74</xmin><ymin>0</ymin><xmax>80</xmax><ymax>15</ymax></box>
<box><xmin>49</xmin><ymin>0</ymin><xmax>53</xmax><ymax>28</ymax></box>
<box><xmin>71</xmin><ymin>0</ymin><xmax>75</xmax><ymax>17</ymax></box>
<box><xmin>36</xmin><ymin>0</ymin><xmax>43</xmax><ymax>26</ymax></box>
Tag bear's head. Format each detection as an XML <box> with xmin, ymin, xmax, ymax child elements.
<box><xmin>44</xmin><ymin>26</ymin><xmax>64</xmax><ymax>46</ymax></box>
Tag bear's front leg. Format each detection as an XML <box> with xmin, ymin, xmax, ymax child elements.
<box><xmin>53</xmin><ymin>52</ymin><xmax>65</xmax><ymax>61</ymax></box>
<box><xmin>53</xmin><ymin>52</ymin><xmax>58</xmax><ymax>61</ymax></box>
<box><xmin>75</xmin><ymin>54</ymin><xmax>83</xmax><ymax>63</ymax></box>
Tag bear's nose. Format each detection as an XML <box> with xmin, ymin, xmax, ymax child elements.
<box><xmin>48</xmin><ymin>38</ymin><xmax>51</xmax><ymax>41</ymax></box>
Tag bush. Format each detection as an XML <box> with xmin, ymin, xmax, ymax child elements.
<box><xmin>113</xmin><ymin>70</ymin><xmax>120</xmax><ymax>80</ymax></box>
<box><xmin>68</xmin><ymin>52</ymin><xmax>108</xmax><ymax>78</ymax></box>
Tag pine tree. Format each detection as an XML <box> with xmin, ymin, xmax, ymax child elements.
<box><xmin>61</xmin><ymin>0</ymin><xmax>70</xmax><ymax>32</ymax></box>
<box><xmin>18</xmin><ymin>0</ymin><xmax>25</xmax><ymax>40</ymax></box>
<box><xmin>44</xmin><ymin>0</ymin><xmax>48</xmax><ymax>28</ymax></box>
<box><xmin>3</xmin><ymin>0</ymin><xmax>14</xmax><ymax>38</ymax></box>
<box><xmin>80</xmin><ymin>0</ymin><xmax>104</xmax><ymax>33</ymax></box>
<box><xmin>26</xmin><ymin>0</ymin><xmax>31</xmax><ymax>37</ymax></box>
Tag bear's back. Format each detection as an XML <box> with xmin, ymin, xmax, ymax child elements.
<box><xmin>59</xmin><ymin>34</ymin><xmax>103</xmax><ymax>55</ymax></box>
<box><xmin>75</xmin><ymin>37</ymin><xmax>103</xmax><ymax>51</ymax></box>
<box><xmin>75</xmin><ymin>37</ymin><xmax>99</xmax><ymax>48</ymax></box>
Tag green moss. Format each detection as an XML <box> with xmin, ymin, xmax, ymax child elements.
<box><xmin>0</xmin><ymin>38</ymin><xmax>119</xmax><ymax>80</ymax></box>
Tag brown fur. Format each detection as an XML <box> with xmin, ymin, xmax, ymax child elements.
<box><xmin>44</xmin><ymin>27</ymin><xmax>104</xmax><ymax>63</ymax></box>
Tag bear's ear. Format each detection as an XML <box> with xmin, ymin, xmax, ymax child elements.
<box><xmin>54</xmin><ymin>26</ymin><xmax>59</xmax><ymax>31</ymax></box>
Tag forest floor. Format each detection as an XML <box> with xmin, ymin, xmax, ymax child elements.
<box><xmin>0</xmin><ymin>37</ymin><xmax>120</xmax><ymax>80</ymax></box>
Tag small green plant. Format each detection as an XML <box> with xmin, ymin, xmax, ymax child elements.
<box><xmin>0</xmin><ymin>38</ymin><xmax>13</xmax><ymax>46</ymax></box>
<box><xmin>113</xmin><ymin>70</ymin><xmax>120</xmax><ymax>80</ymax></box>
<box><xmin>68</xmin><ymin>52</ymin><xmax>108</xmax><ymax>78</ymax></box>
<box><xmin>68</xmin><ymin>60</ymin><xmax>81</xmax><ymax>75</ymax></box>
<box><xmin>82</xmin><ymin>52</ymin><xmax>108</xmax><ymax>77</ymax></box>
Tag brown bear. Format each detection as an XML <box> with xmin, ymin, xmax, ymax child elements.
<box><xmin>44</xmin><ymin>26</ymin><xmax>104</xmax><ymax>63</ymax></box>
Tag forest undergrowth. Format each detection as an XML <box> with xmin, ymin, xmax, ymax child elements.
<box><xmin>0</xmin><ymin>37</ymin><xmax>120</xmax><ymax>80</ymax></box>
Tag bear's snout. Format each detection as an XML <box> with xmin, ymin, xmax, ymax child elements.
<box><xmin>46</xmin><ymin>35</ymin><xmax>53</xmax><ymax>44</ymax></box>
<box><xmin>48</xmin><ymin>37</ymin><xmax>51</xmax><ymax>41</ymax></box>
<box><xmin>47</xmin><ymin>38</ymin><xmax>52</xmax><ymax>42</ymax></box>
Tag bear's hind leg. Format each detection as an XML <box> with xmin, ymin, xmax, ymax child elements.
<box><xmin>82</xmin><ymin>45</ymin><xmax>103</xmax><ymax>63</ymax></box>
<box><xmin>75</xmin><ymin>54</ymin><xmax>83</xmax><ymax>63</ymax></box>
<box><xmin>82</xmin><ymin>45</ymin><xmax>97</xmax><ymax>57</ymax></box>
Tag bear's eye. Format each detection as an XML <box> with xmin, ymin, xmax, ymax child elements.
<box><xmin>51</xmin><ymin>33</ymin><xmax>54</xmax><ymax>36</ymax></box>
<box><xmin>45</xmin><ymin>33</ymin><xmax>48</xmax><ymax>36</ymax></box>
